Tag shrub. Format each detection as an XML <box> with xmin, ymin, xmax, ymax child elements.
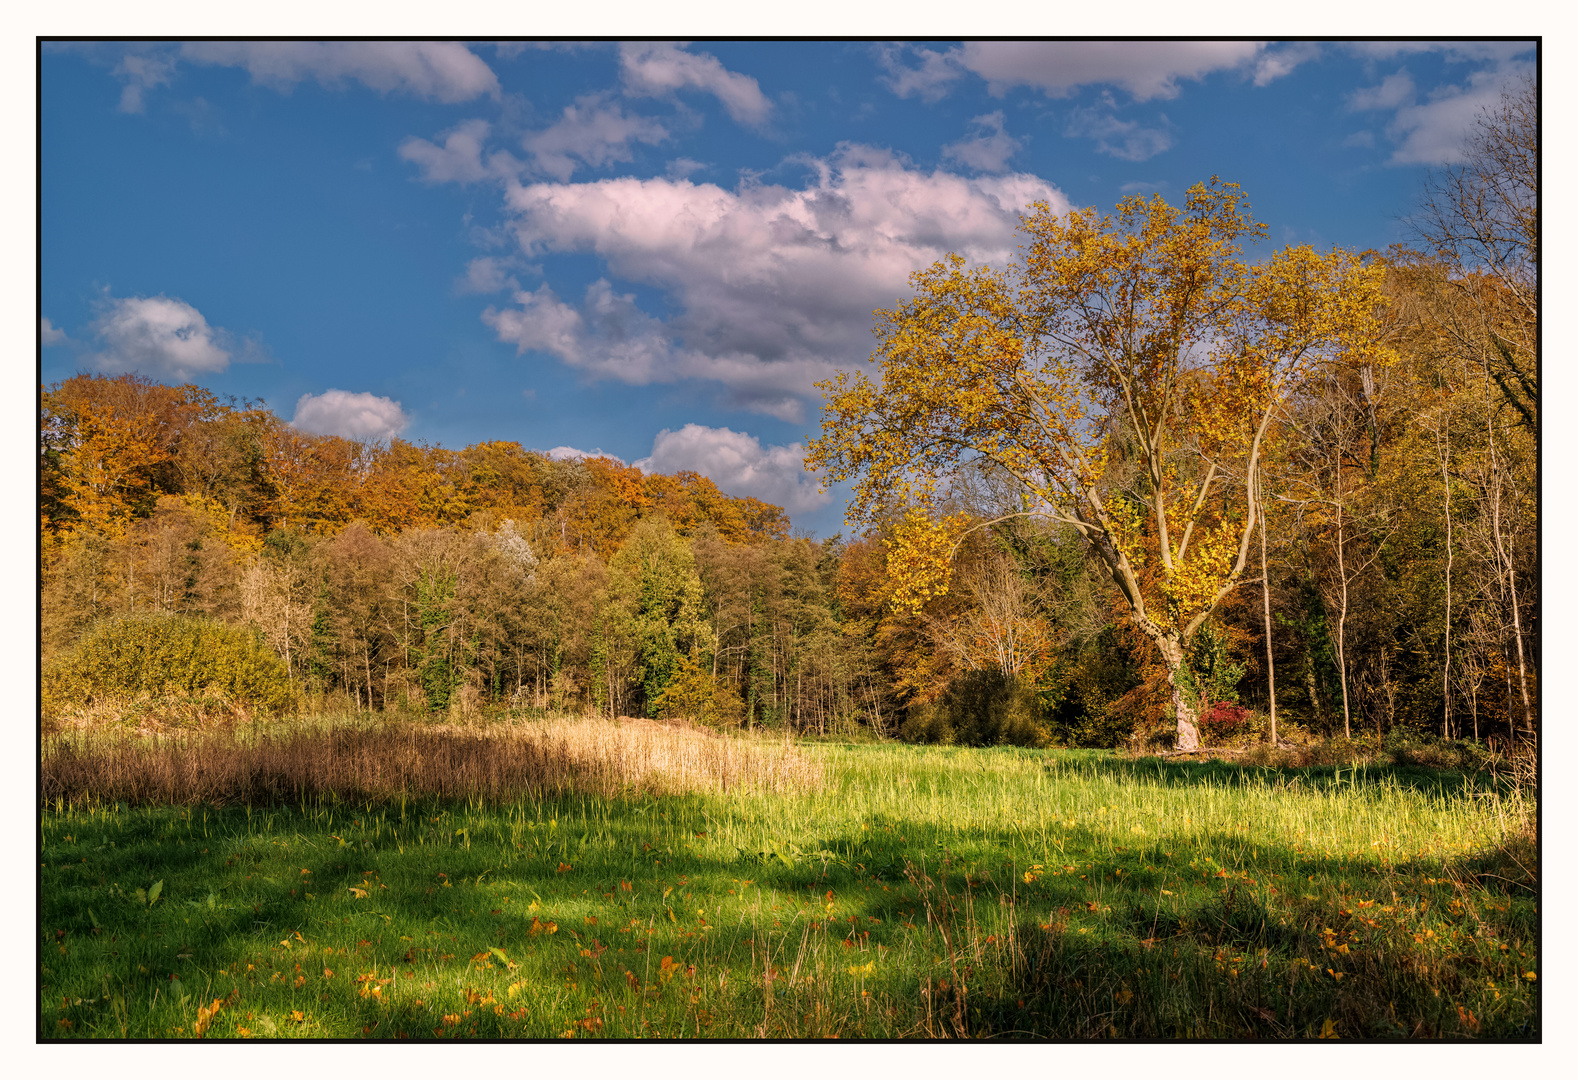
<box><xmin>899</xmin><ymin>700</ymin><xmax>956</xmax><ymax>745</ymax></box>
<box><xmin>1199</xmin><ymin>701</ymin><xmax>1254</xmax><ymax>743</ymax></box>
<box><xmin>42</xmin><ymin>612</ymin><xmax>290</xmax><ymax>727</ymax></box>
<box><xmin>901</xmin><ymin>670</ymin><xmax>1050</xmax><ymax>748</ymax></box>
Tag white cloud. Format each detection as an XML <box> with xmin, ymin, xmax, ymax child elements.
<box><xmin>1252</xmin><ymin>43</ymin><xmax>1321</xmax><ymax>87</ymax></box>
<box><xmin>1347</xmin><ymin>71</ymin><xmax>1416</xmax><ymax>112</ymax></box>
<box><xmin>665</xmin><ymin>157</ymin><xmax>707</xmax><ymax>180</ymax></box>
<box><xmin>457</xmin><ymin>256</ymin><xmax>520</xmax><ymax>294</ymax></box>
<box><xmin>89</xmin><ymin>294</ymin><xmax>231</xmax><ymax>380</ymax></box>
<box><xmin>113</xmin><ymin>52</ymin><xmax>176</xmax><ymax>113</ymax></box>
<box><xmin>965</xmin><ymin>41</ymin><xmax>1266</xmax><ymax>100</ymax></box>
<box><xmin>880</xmin><ymin>42</ymin><xmax>1267</xmax><ymax>103</ymax></box>
<box><xmin>543</xmin><ymin>445</ymin><xmax>624</xmax><ymax>464</ymax></box>
<box><xmin>179</xmin><ymin>42</ymin><xmax>499</xmax><ymax>103</ymax></box>
<box><xmin>619</xmin><ymin>42</ymin><xmax>772</xmax><ymax>127</ymax></box>
<box><xmin>399</xmin><ymin>119</ymin><xmax>505</xmax><ymax>184</ymax></box>
<box><xmin>636</xmin><ymin>424</ymin><xmax>829</xmax><ymax>515</ymax></box>
<box><xmin>876</xmin><ymin>44</ymin><xmax>966</xmax><ymax>103</ymax></box>
<box><xmin>485</xmin><ymin>279</ymin><xmax>670</xmax><ymax>384</ymax></box>
<box><xmin>1064</xmin><ymin>105</ymin><xmax>1174</xmax><ymax>161</ymax></box>
<box><xmin>522</xmin><ymin>94</ymin><xmax>670</xmax><ymax>181</ymax></box>
<box><xmin>290</xmin><ymin>390</ymin><xmax>411</xmax><ymax>442</ymax></box>
<box><xmin>1386</xmin><ymin>72</ymin><xmax>1511</xmax><ymax>166</ymax></box>
<box><xmin>41</xmin><ymin>317</ymin><xmax>67</xmax><ymax>346</ymax></box>
<box><xmin>482</xmin><ymin>145</ymin><xmax>1067</xmax><ymax>418</ymax></box>
<box><xmin>483</xmin><ymin>280</ymin><xmax>833</xmax><ymax>422</ymax></box>
<box><xmin>1346</xmin><ymin>42</ymin><xmax>1533</xmax><ymax>64</ymax></box>
<box><xmin>941</xmin><ymin>112</ymin><xmax>1022</xmax><ymax>172</ymax></box>
<box><xmin>1347</xmin><ymin>60</ymin><xmax>1534</xmax><ymax>166</ymax></box>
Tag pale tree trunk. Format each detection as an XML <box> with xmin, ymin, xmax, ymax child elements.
<box><xmin>1156</xmin><ymin>634</ymin><xmax>1202</xmax><ymax>751</ymax></box>
<box><xmin>1259</xmin><ymin>484</ymin><xmax>1277</xmax><ymax>745</ymax></box>
<box><xmin>1435</xmin><ymin>412</ymin><xmax>1454</xmax><ymax>739</ymax></box>
<box><xmin>1486</xmin><ymin>413</ymin><xmax>1534</xmax><ymax>737</ymax></box>
<box><xmin>1332</xmin><ymin>505</ymin><xmax>1352</xmax><ymax>740</ymax></box>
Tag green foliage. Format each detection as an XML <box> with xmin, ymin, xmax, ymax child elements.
<box><xmin>901</xmin><ymin>669</ymin><xmax>1050</xmax><ymax>748</ymax></box>
<box><xmin>42</xmin><ymin>612</ymin><xmax>290</xmax><ymax>721</ymax></box>
<box><xmin>605</xmin><ymin>518</ymin><xmax>712</xmax><ymax>717</ymax></box>
<box><xmin>1188</xmin><ymin>622</ymin><xmax>1248</xmax><ymax>709</ymax></box>
<box><xmin>1275</xmin><ymin>582</ymin><xmax>1342</xmax><ymax>728</ymax></box>
<box><xmin>1047</xmin><ymin>626</ymin><xmax>1144</xmax><ymax>748</ymax></box>
<box><xmin>652</xmin><ymin>651</ymin><xmax>745</xmax><ymax>728</ymax></box>
<box><xmin>412</xmin><ymin>568</ymin><xmax>463</xmax><ymax>711</ymax></box>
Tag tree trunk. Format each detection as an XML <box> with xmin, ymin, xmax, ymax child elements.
<box><xmin>1333</xmin><ymin>511</ymin><xmax>1352</xmax><ymax>740</ymax></box>
<box><xmin>1259</xmin><ymin>487</ymin><xmax>1276</xmax><ymax>745</ymax></box>
<box><xmin>1436</xmin><ymin>413</ymin><xmax>1454</xmax><ymax>739</ymax></box>
<box><xmin>1156</xmin><ymin>634</ymin><xmax>1201</xmax><ymax>751</ymax></box>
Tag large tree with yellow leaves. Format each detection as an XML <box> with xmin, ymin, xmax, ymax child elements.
<box><xmin>809</xmin><ymin>180</ymin><xmax>1392</xmax><ymax>749</ymax></box>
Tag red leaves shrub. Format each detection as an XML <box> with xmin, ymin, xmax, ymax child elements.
<box><xmin>1200</xmin><ymin>701</ymin><xmax>1252</xmax><ymax>742</ymax></box>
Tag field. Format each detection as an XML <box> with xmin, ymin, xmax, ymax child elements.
<box><xmin>40</xmin><ymin>717</ymin><xmax>1537</xmax><ymax>1040</ymax></box>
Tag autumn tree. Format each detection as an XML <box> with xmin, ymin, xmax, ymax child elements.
<box><xmin>811</xmin><ymin>180</ymin><xmax>1392</xmax><ymax>749</ymax></box>
<box><xmin>41</xmin><ymin>374</ymin><xmax>202</xmax><ymax>540</ymax></box>
<box><xmin>597</xmin><ymin>517</ymin><xmax>712</xmax><ymax>718</ymax></box>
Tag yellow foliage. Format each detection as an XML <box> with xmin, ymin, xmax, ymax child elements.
<box><xmin>809</xmin><ymin>179</ymin><xmax>1392</xmax><ymax>672</ymax></box>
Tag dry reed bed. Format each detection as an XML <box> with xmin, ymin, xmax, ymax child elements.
<box><xmin>40</xmin><ymin>716</ymin><xmax>823</xmax><ymax>807</ymax></box>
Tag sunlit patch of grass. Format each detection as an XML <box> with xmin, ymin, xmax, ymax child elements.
<box><xmin>39</xmin><ymin>731</ymin><xmax>1535</xmax><ymax>1039</ymax></box>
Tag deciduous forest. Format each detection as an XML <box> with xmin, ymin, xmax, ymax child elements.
<box><xmin>40</xmin><ymin>82</ymin><xmax>1535</xmax><ymax>756</ymax></box>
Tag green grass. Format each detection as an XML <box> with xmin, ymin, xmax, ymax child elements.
<box><xmin>40</xmin><ymin>739</ymin><xmax>1537</xmax><ymax>1040</ymax></box>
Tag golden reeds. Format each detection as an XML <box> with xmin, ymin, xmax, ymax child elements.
<box><xmin>40</xmin><ymin>715</ymin><xmax>822</xmax><ymax>807</ymax></box>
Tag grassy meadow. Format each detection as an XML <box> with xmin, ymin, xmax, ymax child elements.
<box><xmin>40</xmin><ymin>716</ymin><xmax>1537</xmax><ymax>1040</ymax></box>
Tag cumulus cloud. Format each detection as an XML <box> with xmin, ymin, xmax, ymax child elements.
<box><xmin>41</xmin><ymin>317</ymin><xmax>68</xmax><ymax>346</ymax></box>
<box><xmin>179</xmin><ymin>41</ymin><xmax>499</xmax><ymax>103</ymax></box>
<box><xmin>619</xmin><ymin>42</ymin><xmax>772</xmax><ymax>127</ymax></box>
<box><xmin>290</xmin><ymin>390</ymin><xmax>411</xmax><ymax>442</ymax></box>
<box><xmin>480</xmin><ymin>145</ymin><xmax>1067</xmax><ymax>418</ymax></box>
<box><xmin>88</xmin><ymin>294</ymin><xmax>232</xmax><ymax>380</ymax></box>
<box><xmin>522</xmin><ymin>94</ymin><xmax>670</xmax><ymax>181</ymax></box>
<box><xmin>880</xmin><ymin>41</ymin><xmax>1267</xmax><ymax>103</ymax></box>
<box><xmin>483</xmin><ymin>280</ymin><xmax>832</xmax><ymax>422</ymax></box>
<box><xmin>1063</xmin><ymin>104</ymin><xmax>1174</xmax><ymax>161</ymax></box>
<box><xmin>636</xmin><ymin>424</ymin><xmax>829</xmax><ymax>515</ymax></box>
<box><xmin>941</xmin><ymin>112</ymin><xmax>1022</xmax><ymax>172</ymax></box>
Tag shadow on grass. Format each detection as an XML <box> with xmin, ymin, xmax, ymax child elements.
<box><xmin>1055</xmin><ymin>753</ymin><xmax>1490</xmax><ymax>799</ymax></box>
<box><xmin>41</xmin><ymin>785</ymin><xmax>1536</xmax><ymax>1041</ymax></box>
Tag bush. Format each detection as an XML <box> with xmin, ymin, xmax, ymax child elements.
<box><xmin>900</xmin><ymin>670</ymin><xmax>1050</xmax><ymax>748</ymax></box>
<box><xmin>1199</xmin><ymin>701</ymin><xmax>1255</xmax><ymax>744</ymax></box>
<box><xmin>42</xmin><ymin>613</ymin><xmax>291</xmax><ymax>727</ymax></box>
<box><xmin>1046</xmin><ymin>626</ymin><xmax>1145</xmax><ymax>747</ymax></box>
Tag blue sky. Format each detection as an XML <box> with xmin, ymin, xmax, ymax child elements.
<box><xmin>40</xmin><ymin>40</ymin><xmax>1536</xmax><ymax>537</ymax></box>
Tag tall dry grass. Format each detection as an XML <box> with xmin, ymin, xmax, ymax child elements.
<box><xmin>40</xmin><ymin>715</ymin><xmax>822</xmax><ymax>808</ymax></box>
